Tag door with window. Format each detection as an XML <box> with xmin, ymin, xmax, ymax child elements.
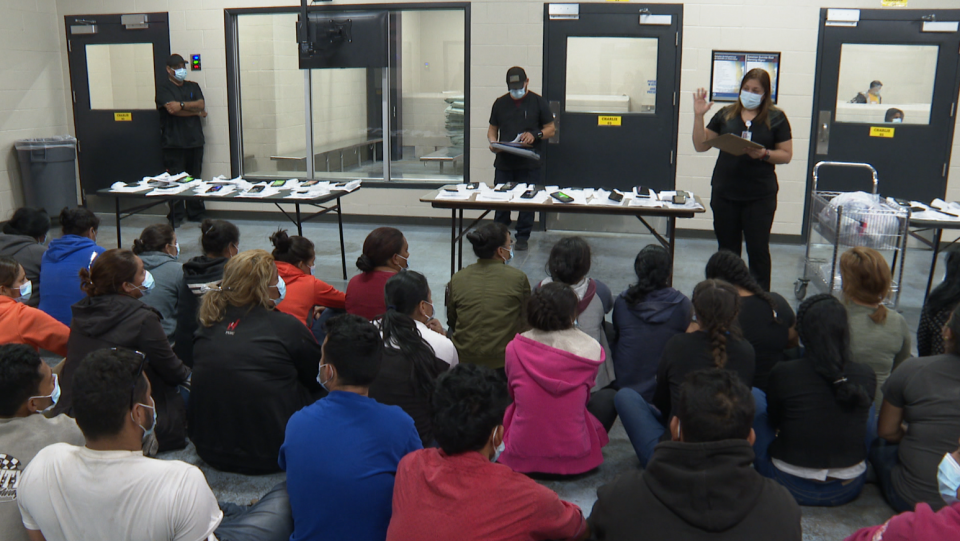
<box><xmin>807</xmin><ymin>9</ymin><xmax>960</xmax><ymax>203</ymax></box>
<box><xmin>65</xmin><ymin>13</ymin><xmax>170</xmax><ymax>198</ymax></box>
<box><xmin>543</xmin><ymin>3</ymin><xmax>682</xmax><ymax>191</ymax></box>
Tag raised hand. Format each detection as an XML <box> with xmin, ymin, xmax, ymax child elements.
<box><xmin>694</xmin><ymin>88</ymin><xmax>714</xmax><ymax>116</ymax></box>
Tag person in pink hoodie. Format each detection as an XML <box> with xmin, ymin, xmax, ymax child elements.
<box><xmin>499</xmin><ymin>282</ymin><xmax>610</xmax><ymax>475</ymax></box>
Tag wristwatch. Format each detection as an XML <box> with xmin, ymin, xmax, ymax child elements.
<box><xmin>763</xmin><ymin>149</ymin><xmax>771</xmax><ymax>161</ymax></box>
<box><xmin>534</xmin><ymin>130</ymin><xmax>544</xmax><ymax>140</ymax></box>
<box><xmin>179</xmin><ymin>101</ymin><xmax>185</xmax><ymax>110</ymax></box>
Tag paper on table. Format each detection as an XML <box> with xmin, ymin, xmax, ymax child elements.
<box><xmin>236</xmin><ymin>187</ymin><xmax>283</xmax><ymax>198</ymax></box>
<box><xmin>436</xmin><ymin>191</ymin><xmax>474</xmax><ymax>201</ymax></box>
<box><xmin>332</xmin><ymin>180</ymin><xmax>362</xmax><ymax>193</ymax></box>
<box><xmin>145</xmin><ymin>183</ymin><xmax>194</xmax><ymax>196</ymax></box>
<box><xmin>629</xmin><ymin>197</ymin><xmax>666</xmax><ymax>208</ymax></box>
<box><xmin>109</xmin><ymin>182</ymin><xmax>152</xmax><ymax>193</ymax></box>
<box><xmin>285</xmin><ymin>188</ymin><xmax>331</xmax><ymax>199</ymax></box>
<box><xmin>476</xmin><ymin>191</ymin><xmax>514</xmax><ymax>202</ymax></box>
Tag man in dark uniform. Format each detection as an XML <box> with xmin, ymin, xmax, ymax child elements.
<box><xmin>488</xmin><ymin>67</ymin><xmax>555</xmax><ymax>251</ymax></box>
<box><xmin>156</xmin><ymin>54</ymin><xmax>207</xmax><ymax>226</ymax></box>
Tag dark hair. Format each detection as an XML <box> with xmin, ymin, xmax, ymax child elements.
<box><xmin>885</xmin><ymin>108</ymin><xmax>904</xmax><ymax>122</ymax></box>
<box><xmin>870</xmin><ymin>80</ymin><xmax>883</xmax><ymax>89</ymax></box>
<box><xmin>79</xmin><ymin>249</ymin><xmax>139</xmax><ymax>297</ymax></box>
<box><xmin>677</xmin><ymin>369</ymin><xmax>755</xmax><ymax>443</ymax></box>
<box><xmin>323</xmin><ymin>314</ymin><xmax>383</xmax><ymax>386</ymax></box>
<box><xmin>0</xmin><ymin>256</ymin><xmax>21</xmax><ymax>288</ymax></box>
<box><xmin>692</xmin><ymin>279</ymin><xmax>742</xmax><ymax>369</ymax></box>
<box><xmin>925</xmin><ymin>249</ymin><xmax>960</xmax><ymax>316</ymax></box>
<box><xmin>547</xmin><ymin>237</ymin><xmax>591</xmax><ymax>285</ymax></box>
<box><xmin>132</xmin><ymin>223</ymin><xmax>174</xmax><ymax>255</ymax></box>
<box><xmin>381</xmin><ymin>271</ymin><xmax>443</xmax><ymax>398</ymax></box>
<box><xmin>796</xmin><ymin>294</ymin><xmax>872</xmax><ymax>408</ymax></box>
<box><xmin>623</xmin><ymin>245</ymin><xmax>671</xmax><ymax>305</ymax></box>
<box><xmin>3</xmin><ymin>207</ymin><xmax>50</xmax><ymax>240</ymax></box>
<box><xmin>59</xmin><ymin>207</ymin><xmax>100</xmax><ymax>237</ymax></box>
<box><xmin>467</xmin><ymin>222</ymin><xmax>509</xmax><ymax>259</ymax></box>
<box><xmin>72</xmin><ymin>348</ymin><xmax>150</xmax><ymax>440</ymax></box>
<box><xmin>724</xmin><ymin>68</ymin><xmax>777</xmax><ymax>128</ymax></box>
<box><xmin>200</xmin><ymin>219</ymin><xmax>240</xmax><ymax>256</ymax></box>
<box><xmin>705</xmin><ymin>250</ymin><xmax>780</xmax><ymax>321</ymax></box>
<box><xmin>0</xmin><ymin>344</ymin><xmax>44</xmax><ymax>416</ymax></box>
<box><xmin>432</xmin><ymin>364</ymin><xmax>511</xmax><ymax>455</ymax></box>
<box><xmin>357</xmin><ymin>227</ymin><xmax>404</xmax><ymax>272</ymax></box>
<box><xmin>270</xmin><ymin>229</ymin><xmax>315</xmax><ymax>266</ymax></box>
<box><xmin>527</xmin><ymin>281</ymin><xmax>577</xmax><ymax>331</ymax></box>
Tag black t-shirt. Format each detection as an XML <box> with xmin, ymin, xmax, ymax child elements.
<box><xmin>767</xmin><ymin>359</ymin><xmax>876</xmax><ymax>469</ymax></box>
<box><xmin>738</xmin><ymin>293</ymin><xmax>796</xmax><ymax>392</ymax></box>
<box><xmin>488</xmin><ymin>91</ymin><xmax>553</xmax><ymax>171</ymax></box>
<box><xmin>706</xmin><ymin>106</ymin><xmax>791</xmax><ymax>200</ymax></box>
<box><xmin>653</xmin><ymin>331</ymin><xmax>756</xmax><ymax>420</ymax></box>
<box><xmin>156</xmin><ymin>78</ymin><xmax>205</xmax><ymax>149</ymax></box>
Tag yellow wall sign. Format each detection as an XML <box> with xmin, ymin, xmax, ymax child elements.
<box><xmin>869</xmin><ymin>126</ymin><xmax>895</xmax><ymax>138</ymax></box>
<box><xmin>114</xmin><ymin>112</ymin><xmax>132</xmax><ymax>122</ymax></box>
<box><xmin>881</xmin><ymin>0</ymin><xmax>907</xmax><ymax>7</ymax></box>
<box><xmin>598</xmin><ymin>116</ymin><xmax>622</xmax><ymax>126</ymax></box>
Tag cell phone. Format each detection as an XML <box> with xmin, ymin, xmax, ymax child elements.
<box><xmin>496</xmin><ymin>182</ymin><xmax>518</xmax><ymax>192</ymax></box>
<box><xmin>333</xmin><ymin>182</ymin><xmax>348</xmax><ymax>188</ymax></box>
<box><xmin>301</xmin><ymin>180</ymin><xmax>320</xmax><ymax>187</ymax></box>
<box><xmin>177</xmin><ymin>176</ymin><xmax>194</xmax><ymax>184</ymax></box>
<box><xmin>205</xmin><ymin>186</ymin><xmax>223</xmax><ymax>193</ymax></box>
<box><xmin>551</xmin><ymin>191</ymin><xmax>574</xmax><ymax>203</ymax></box>
<box><xmin>609</xmin><ymin>191</ymin><xmax>624</xmax><ymax>202</ymax></box>
<box><xmin>634</xmin><ymin>186</ymin><xmax>649</xmax><ymax>197</ymax></box>
<box><xmin>466</xmin><ymin>182</ymin><xmax>479</xmax><ymax>190</ymax></box>
<box><xmin>520</xmin><ymin>188</ymin><xmax>537</xmax><ymax>199</ymax></box>
<box><xmin>672</xmin><ymin>191</ymin><xmax>687</xmax><ymax>205</ymax></box>
<box><xmin>271</xmin><ymin>180</ymin><xmax>287</xmax><ymax>187</ymax></box>
<box><xmin>443</xmin><ymin>186</ymin><xmax>460</xmax><ymax>192</ymax></box>
<box><xmin>247</xmin><ymin>186</ymin><xmax>266</xmax><ymax>194</ymax></box>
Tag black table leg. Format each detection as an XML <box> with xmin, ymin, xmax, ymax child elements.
<box><xmin>296</xmin><ymin>204</ymin><xmax>303</xmax><ymax>236</ymax></box>
<box><xmin>337</xmin><ymin>198</ymin><xmax>346</xmax><ymax>280</ymax></box>
<box><xmin>458</xmin><ymin>209</ymin><xmax>464</xmax><ymax>271</ymax></box>
<box><xmin>925</xmin><ymin>228</ymin><xmax>944</xmax><ymax>302</ymax></box>
<box><xmin>667</xmin><ymin>216</ymin><xmax>676</xmax><ymax>286</ymax></box>
<box><xmin>115</xmin><ymin>197</ymin><xmax>122</xmax><ymax>249</ymax></box>
<box><xmin>450</xmin><ymin>209</ymin><xmax>456</xmax><ymax>277</ymax></box>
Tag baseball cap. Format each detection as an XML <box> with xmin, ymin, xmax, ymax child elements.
<box><xmin>167</xmin><ymin>54</ymin><xmax>186</xmax><ymax>68</ymax></box>
<box><xmin>870</xmin><ymin>80</ymin><xmax>883</xmax><ymax>89</ymax></box>
<box><xmin>506</xmin><ymin>67</ymin><xmax>527</xmax><ymax>90</ymax></box>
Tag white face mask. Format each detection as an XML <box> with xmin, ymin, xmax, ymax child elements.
<box><xmin>892</xmin><ymin>117</ymin><xmax>903</xmax><ymax>123</ymax></box>
<box><xmin>938</xmin><ymin>452</ymin><xmax>960</xmax><ymax>504</ymax></box>
<box><xmin>739</xmin><ymin>89</ymin><xmax>764</xmax><ymax>110</ymax></box>
<box><xmin>173</xmin><ymin>68</ymin><xmax>187</xmax><ymax>81</ymax></box>
<box><xmin>29</xmin><ymin>374</ymin><xmax>60</xmax><ymax>413</ymax></box>
<box><xmin>15</xmin><ymin>280</ymin><xmax>32</xmax><ymax>303</ymax></box>
<box><xmin>490</xmin><ymin>427</ymin><xmax>505</xmax><ymax>463</ymax></box>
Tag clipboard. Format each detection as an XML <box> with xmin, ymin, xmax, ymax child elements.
<box><xmin>705</xmin><ymin>134</ymin><xmax>764</xmax><ymax>156</ymax></box>
<box><xmin>491</xmin><ymin>143</ymin><xmax>540</xmax><ymax>161</ymax></box>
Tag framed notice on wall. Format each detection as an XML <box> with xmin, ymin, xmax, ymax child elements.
<box><xmin>710</xmin><ymin>51</ymin><xmax>781</xmax><ymax>104</ymax></box>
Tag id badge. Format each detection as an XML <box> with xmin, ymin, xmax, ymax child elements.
<box><xmin>741</xmin><ymin>131</ymin><xmax>753</xmax><ymax>141</ymax></box>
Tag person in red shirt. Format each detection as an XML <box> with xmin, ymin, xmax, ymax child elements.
<box><xmin>270</xmin><ymin>229</ymin><xmax>346</xmax><ymax>336</ymax></box>
<box><xmin>346</xmin><ymin>227</ymin><xmax>409</xmax><ymax>320</ymax></box>
<box><xmin>0</xmin><ymin>256</ymin><xmax>69</xmax><ymax>356</ymax></box>
<box><xmin>386</xmin><ymin>363</ymin><xmax>589</xmax><ymax>541</ymax></box>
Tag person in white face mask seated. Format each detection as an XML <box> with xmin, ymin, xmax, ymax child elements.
<box><xmin>189</xmin><ymin>250</ymin><xmax>324</xmax><ymax>474</ymax></box>
<box><xmin>0</xmin><ymin>344</ymin><xmax>83</xmax><ymax>541</ymax></box>
<box><xmin>0</xmin><ymin>256</ymin><xmax>69</xmax><ymax>356</ymax></box>
<box><xmin>885</xmin><ymin>108</ymin><xmax>905</xmax><ymax>123</ymax></box>
<box><xmin>691</xmin><ymin>69</ymin><xmax>793</xmax><ymax>292</ymax></box>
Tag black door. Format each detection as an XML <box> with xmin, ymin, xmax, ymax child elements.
<box><xmin>543</xmin><ymin>3</ymin><xmax>682</xmax><ymax>192</ymax></box>
<box><xmin>65</xmin><ymin>13</ymin><xmax>171</xmax><ymax>198</ymax></box>
<box><xmin>807</xmin><ymin>8</ymin><xmax>960</xmax><ymax>202</ymax></box>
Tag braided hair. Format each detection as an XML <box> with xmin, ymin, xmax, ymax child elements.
<box><xmin>623</xmin><ymin>245</ymin><xmax>671</xmax><ymax>305</ymax></box>
<box><xmin>795</xmin><ymin>294</ymin><xmax>871</xmax><ymax>408</ymax></box>
<box><xmin>692</xmin><ymin>279</ymin><xmax>742</xmax><ymax>369</ymax></box>
<box><xmin>380</xmin><ymin>271</ymin><xmax>444</xmax><ymax>399</ymax></box>
<box><xmin>705</xmin><ymin>250</ymin><xmax>780</xmax><ymax>322</ymax></box>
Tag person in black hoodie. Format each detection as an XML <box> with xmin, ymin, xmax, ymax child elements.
<box><xmin>189</xmin><ymin>249</ymin><xmax>323</xmax><ymax>474</ymax></box>
<box><xmin>56</xmin><ymin>249</ymin><xmax>191</xmax><ymax>453</ymax></box>
<box><xmin>0</xmin><ymin>207</ymin><xmax>50</xmax><ymax>308</ymax></box>
<box><xmin>174</xmin><ymin>219</ymin><xmax>239</xmax><ymax>366</ymax></box>
<box><xmin>588</xmin><ymin>369</ymin><xmax>801</xmax><ymax>541</ymax></box>
<box><xmin>612</xmin><ymin>245</ymin><xmax>691</xmax><ymax>401</ymax></box>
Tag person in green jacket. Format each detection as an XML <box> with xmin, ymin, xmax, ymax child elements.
<box><xmin>447</xmin><ymin>222</ymin><xmax>530</xmax><ymax>372</ymax></box>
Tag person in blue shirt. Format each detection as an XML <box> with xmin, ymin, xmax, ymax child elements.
<box><xmin>279</xmin><ymin>313</ymin><xmax>422</xmax><ymax>541</ymax></box>
<box><xmin>38</xmin><ymin>207</ymin><xmax>105</xmax><ymax>326</ymax></box>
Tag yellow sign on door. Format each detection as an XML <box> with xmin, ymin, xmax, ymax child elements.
<box><xmin>881</xmin><ymin>0</ymin><xmax>907</xmax><ymax>7</ymax></box>
<box><xmin>598</xmin><ymin>116</ymin><xmax>622</xmax><ymax>126</ymax></box>
<box><xmin>869</xmin><ymin>126</ymin><xmax>895</xmax><ymax>138</ymax></box>
<box><xmin>114</xmin><ymin>112</ymin><xmax>132</xmax><ymax>122</ymax></box>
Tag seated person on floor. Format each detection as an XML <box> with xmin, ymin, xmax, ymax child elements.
<box><xmin>0</xmin><ymin>206</ymin><xmax>50</xmax><ymax>308</ymax></box>
<box><xmin>280</xmin><ymin>314</ymin><xmax>421</xmax><ymax>541</ymax></box>
<box><xmin>132</xmin><ymin>224</ymin><xmax>182</xmax><ymax>345</ymax></box>
<box><xmin>754</xmin><ymin>294</ymin><xmax>876</xmax><ymax>507</ymax></box>
<box><xmin>616</xmin><ymin>278</ymin><xmax>755</xmax><ymax>467</ymax></box>
<box><xmin>588</xmin><ymin>369</ymin><xmax>801</xmax><ymax>541</ymax></box>
<box><xmin>0</xmin><ymin>256</ymin><xmax>69</xmax><ymax>356</ymax></box>
<box><xmin>345</xmin><ymin>227</ymin><xmax>409</xmax><ymax>320</ymax></box>
<box><xmin>499</xmin><ymin>282</ymin><xmax>612</xmax><ymax>475</ymax></box>
<box><xmin>872</xmin><ymin>305</ymin><xmax>960</xmax><ymax>513</ymax></box>
<box><xmin>369</xmin><ymin>271</ymin><xmax>454</xmax><ymax>447</ymax></box>
<box><xmin>612</xmin><ymin>245</ymin><xmax>691</xmax><ymax>403</ymax></box>
<box><xmin>38</xmin><ymin>207</ymin><xmax>105</xmax><ymax>326</ymax></box>
<box><xmin>918</xmin><ymin>249</ymin><xmax>960</xmax><ymax>357</ymax></box>
<box><xmin>0</xmin><ymin>344</ymin><xmax>84</xmax><ymax>541</ymax></box>
<box><xmin>189</xmin><ymin>250</ymin><xmax>323</xmax><ymax>474</ymax></box>
<box><xmin>387</xmin><ymin>363</ymin><xmax>589</xmax><ymax>541</ymax></box>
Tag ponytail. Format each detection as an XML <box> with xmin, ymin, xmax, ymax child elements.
<box><xmin>692</xmin><ymin>279</ymin><xmax>742</xmax><ymax>369</ymax></box>
<box><xmin>705</xmin><ymin>250</ymin><xmax>780</xmax><ymax>322</ymax></box>
<box><xmin>381</xmin><ymin>271</ymin><xmax>444</xmax><ymax>399</ymax></box>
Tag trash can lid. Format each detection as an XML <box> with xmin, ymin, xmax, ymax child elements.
<box><xmin>15</xmin><ymin>136</ymin><xmax>78</xmax><ymax>150</ymax></box>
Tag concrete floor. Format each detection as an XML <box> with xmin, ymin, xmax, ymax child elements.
<box><xmin>93</xmin><ymin>211</ymin><xmax>929</xmax><ymax>540</ymax></box>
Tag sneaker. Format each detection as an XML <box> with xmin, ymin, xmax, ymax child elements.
<box><xmin>516</xmin><ymin>239</ymin><xmax>529</xmax><ymax>251</ymax></box>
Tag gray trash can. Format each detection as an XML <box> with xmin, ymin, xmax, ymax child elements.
<box><xmin>15</xmin><ymin>136</ymin><xmax>79</xmax><ymax>213</ymax></box>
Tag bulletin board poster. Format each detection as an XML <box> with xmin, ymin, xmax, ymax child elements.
<box><xmin>710</xmin><ymin>51</ymin><xmax>781</xmax><ymax>104</ymax></box>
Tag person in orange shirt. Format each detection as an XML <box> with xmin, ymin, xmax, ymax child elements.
<box><xmin>270</xmin><ymin>229</ymin><xmax>346</xmax><ymax>340</ymax></box>
<box><xmin>0</xmin><ymin>256</ymin><xmax>69</xmax><ymax>356</ymax></box>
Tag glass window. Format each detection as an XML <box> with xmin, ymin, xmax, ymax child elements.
<box><xmin>311</xmin><ymin>67</ymin><xmax>381</xmax><ymax>180</ymax></box>
<box><xmin>565</xmin><ymin>37</ymin><xmax>658</xmax><ymax>114</ymax></box>
<box><xmin>835</xmin><ymin>43</ymin><xmax>938</xmax><ymax>125</ymax></box>
<box><xmin>86</xmin><ymin>43</ymin><xmax>156</xmax><ymax>110</ymax></box>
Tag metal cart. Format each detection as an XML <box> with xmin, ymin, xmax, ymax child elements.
<box><xmin>794</xmin><ymin>161</ymin><xmax>909</xmax><ymax>308</ymax></box>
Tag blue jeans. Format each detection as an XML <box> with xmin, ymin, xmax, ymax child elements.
<box><xmin>870</xmin><ymin>440</ymin><xmax>915</xmax><ymax>513</ymax></box>
<box><xmin>215</xmin><ymin>481</ymin><xmax>293</xmax><ymax>541</ymax></box>
<box><xmin>752</xmin><ymin>388</ymin><xmax>867</xmax><ymax>506</ymax></box>
<box><xmin>493</xmin><ymin>168</ymin><xmax>539</xmax><ymax>240</ymax></box>
<box><xmin>615</xmin><ymin>388</ymin><xmax>665</xmax><ymax>467</ymax></box>
<box><xmin>311</xmin><ymin>308</ymin><xmax>345</xmax><ymax>344</ymax></box>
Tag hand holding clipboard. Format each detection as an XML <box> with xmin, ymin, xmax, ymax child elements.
<box><xmin>704</xmin><ymin>134</ymin><xmax>765</xmax><ymax>156</ymax></box>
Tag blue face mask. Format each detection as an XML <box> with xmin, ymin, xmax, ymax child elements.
<box><xmin>132</xmin><ymin>402</ymin><xmax>157</xmax><ymax>442</ymax></box>
<box><xmin>16</xmin><ymin>280</ymin><xmax>32</xmax><ymax>303</ymax></box>
<box><xmin>173</xmin><ymin>68</ymin><xmax>187</xmax><ymax>81</ymax></box>
<box><xmin>739</xmin><ymin>90</ymin><xmax>764</xmax><ymax>110</ymax></box>
<box><xmin>137</xmin><ymin>271</ymin><xmax>155</xmax><ymax>296</ymax></box>
<box><xmin>273</xmin><ymin>275</ymin><xmax>287</xmax><ymax>306</ymax></box>
<box><xmin>175</xmin><ymin>242</ymin><xmax>181</xmax><ymax>259</ymax></box>
<box><xmin>509</xmin><ymin>88</ymin><xmax>526</xmax><ymax>100</ymax></box>
<box><xmin>938</xmin><ymin>453</ymin><xmax>960</xmax><ymax>504</ymax></box>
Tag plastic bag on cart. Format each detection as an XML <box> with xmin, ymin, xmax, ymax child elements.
<box><xmin>817</xmin><ymin>191</ymin><xmax>900</xmax><ymax>249</ymax></box>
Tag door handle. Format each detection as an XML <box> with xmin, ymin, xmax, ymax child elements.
<box><xmin>816</xmin><ymin>111</ymin><xmax>832</xmax><ymax>155</ymax></box>
<box><xmin>548</xmin><ymin>100</ymin><xmax>561</xmax><ymax>144</ymax></box>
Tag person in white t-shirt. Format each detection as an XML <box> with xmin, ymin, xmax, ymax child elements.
<box><xmin>16</xmin><ymin>347</ymin><xmax>294</xmax><ymax>541</ymax></box>
<box><xmin>0</xmin><ymin>344</ymin><xmax>84</xmax><ymax>541</ymax></box>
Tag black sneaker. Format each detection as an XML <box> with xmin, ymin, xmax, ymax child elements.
<box><xmin>516</xmin><ymin>238</ymin><xmax>529</xmax><ymax>251</ymax></box>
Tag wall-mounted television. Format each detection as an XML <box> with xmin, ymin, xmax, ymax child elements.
<box><xmin>710</xmin><ymin>51</ymin><xmax>781</xmax><ymax>104</ymax></box>
<box><xmin>297</xmin><ymin>11</ymin><xmax>388</xmax><ymax>69</ymax></box>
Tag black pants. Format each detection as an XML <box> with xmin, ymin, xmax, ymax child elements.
<box><xmin>493</xmin><ymin>168</ymin><xmax>539</xmax><ymax>241</ymax></box>
<box><xmin>711</xmin><ymin>193</ymin><xmax>777</xmax><ymax>291</ymax></box>
<box><xmin>163</xmin><ymin>147</ymin><xmax>206</xmax><ymax>222</ymax></box>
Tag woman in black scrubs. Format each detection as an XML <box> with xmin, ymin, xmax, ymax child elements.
<box><xmin>692</xmin><ymin>68</ymin><xmax>793</xmax><ymax>291</ymax></box>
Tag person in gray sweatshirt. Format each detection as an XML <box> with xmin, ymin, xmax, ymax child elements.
<box><xmin>132</xmin><ymin>224</ymin><xmax>182</xmax><ymax>343</ymax></box>
<box><xmin>0</xmin><ymin>208</ymin><xmax>50</xmax><ymax>308</ymax></box>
